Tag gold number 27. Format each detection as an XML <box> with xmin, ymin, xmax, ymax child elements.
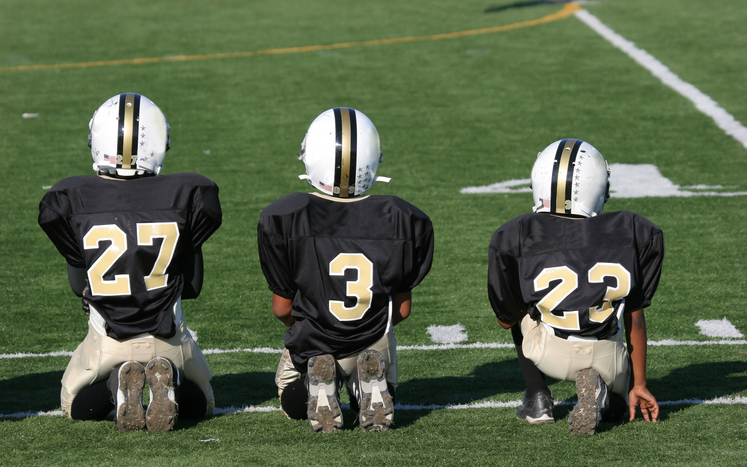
<box><xmin>83</xmin><ymin>222</ymin><xmax>180</xmax><ymax>296</ymax></box>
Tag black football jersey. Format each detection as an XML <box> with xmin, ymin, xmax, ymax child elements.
<box><xmin>257</xmin><ymin>192</ymin><xmax>434</xmax><ymax>370</ymax></box>
<box><xmin>488</xmin><ymin>211</ymin><xmax>664</xmax><ymax>340</ymax></box>
<box><xmin>39</xmin><ymin>173</ymin><xmax>222</xmax><ymax>339</ymax></box>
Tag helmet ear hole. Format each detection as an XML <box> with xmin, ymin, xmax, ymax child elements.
<box><xmin>605</xmin><ymin>181</ymin><xmax>611</xmax><ymax>202</ymax></box>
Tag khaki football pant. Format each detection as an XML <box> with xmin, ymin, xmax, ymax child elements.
<box><xmin>520</xmin><ymin>314</ymin><xmax>630</xmax><ymax>402</ymax></box>
<box><xmin>60</xmin><ymin>315</ymin><xmax>214</xmax><ymax>419</ymax></box>
<box><xmin>275</xmin><ymin>329</ymin><xmax>398</xmax><ymax>398</ymax></box>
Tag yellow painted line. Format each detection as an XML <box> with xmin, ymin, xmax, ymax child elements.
<box><xmin>1</xmin><ymin>3</ymin><xmax>581</xmax><ymax>72</ymax></box>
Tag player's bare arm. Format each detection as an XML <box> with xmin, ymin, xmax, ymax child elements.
<box><xmin>392</xmin><ymin>291</ymin><xmax>412</xmax><ymax>325</ymax></box>
<box><xmin>625</xmin><ymin>308</ymin><xmax>660</xmax><ymax>422</ymax></box>
<box><xmin>272</xmin><ymin>293</ymin><xmax>295</xmax><ymax>327</ymax></box>
<box><xmin>497</xmin><ymin>317</ymin><xmax>516</xmax><ymax>329</ymax></box>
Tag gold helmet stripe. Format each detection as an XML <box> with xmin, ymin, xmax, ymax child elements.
<box><xmin>116</xmin><ymin>93</ymin><xmax>141</xmax><ymax>169</ymax></box>
<box><xmin>333</xmin><ymin>107</ymin><xmax>358</xmax><ymax>198</ymax></box>
<box><xmin>551</xmin><ymin>138</ymin><xmax>582</xmax><ymax>214</ymax></box>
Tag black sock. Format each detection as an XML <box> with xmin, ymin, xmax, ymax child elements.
<box><xmin>602</xmin><ymin>392</ymin><xmax>628</xmax><ymax>422</ymax></box>
<box><xmin>511</xmin><ymin>324</ymin><xmax>550</xmax><ymax>397</ymax></box>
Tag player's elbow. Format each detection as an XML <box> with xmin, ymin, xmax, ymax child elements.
<box><xmin>392</xmin><ymin>291</ymin><xmax>412</xmax><ymax>325</ymax></box>
<box><xmin>497</xmin><ymin>318</ymin><xmax>516</xmax><ymax>329</ymax></box>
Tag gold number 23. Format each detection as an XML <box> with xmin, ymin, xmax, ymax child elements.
<box><xmin>83</xmin><ymin>222</ymin><xmax>180</xmax><ymax>296</ymax></box>
<box><xmin>534</xmin><ymin>263</ymin><xmax>631</xmax><ymax>331</ymax></box>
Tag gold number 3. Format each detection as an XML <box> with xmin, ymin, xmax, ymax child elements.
<box><xmin>83</xmin><ymin>222</ymin><xmax>180</xmax><ymax>296</ymax></box>
<box><xmin>328</xmin><ymin>253</ymin><xmax>374</xmax><ymax>321</ymax></box>
<box><xmin>534</xmin><ymin>263</ymin><xmax>630</xmax><ymax>331</ymax></box>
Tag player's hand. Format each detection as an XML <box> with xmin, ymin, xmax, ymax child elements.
<box><xmin>628</xmin><ymin>386</ymin><xmax>659</xmax><ymax>422</ymax></box>
<box><xmin>81</xmin><ymin>285</ymin><xmax>90</xmax><ymax>316</ymax></box>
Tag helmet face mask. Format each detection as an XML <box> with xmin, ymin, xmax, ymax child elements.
<box><xmin>531</xmin><ymin>139</ymin><xmax>610</xmax><ymax>218</ymax></box>
<box><xmin>89</xmin><ymin>93</ymin><xmax>169</xmax><ymax>177</ymax></box>
<box><xmin>298</xmin><ymin>107</ymin><xmax>389</xmax><ymax>197</ymax></box>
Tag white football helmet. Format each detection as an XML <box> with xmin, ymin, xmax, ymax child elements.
<box><xmin>298</xmin><ymin>107</ymin><xmax>390</xmax><ymax>197</ymax></box>
<box><xmin>531</xmin><ymin>139</ymin><xmax>610</xmax><ymax>217</ymax></box>
<box><xmin>88</xmin><ymin>93</ymin><xmax>170</xmax><ymax>177</ymax></box>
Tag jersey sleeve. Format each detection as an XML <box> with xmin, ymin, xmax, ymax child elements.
<box><xmin>487</xmin><ymin>225</ymin><xmax>527</xmax><ymax>325</ymax></box>
<box><xmin>633</xmin><ymin>220</ymin><xmax>665</xmax><ymax>310</ymax></box>
<box><xmin>189</xmin><ymin>182</ymin><xmax>222</xmax><ymax>251</ymax></box>
<box><xmin>38</xmin><ymin>188</ymin><xmax>85</xmax><ymax>267</ymax></box>
<box><xmin>257</xmin><ymin>210</ymin><xmax>296</xmax><ymax>299</ymax></box>
<box><xmin>394</xmin><ymin>213</ymin><xmax>434</xmax><ymax>293</ymax></box>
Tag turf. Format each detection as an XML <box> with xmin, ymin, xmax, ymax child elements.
<box><xmin>1</xmin><ymin>0</ymin><xmax>746</xmax><ymax>465</ymax></box>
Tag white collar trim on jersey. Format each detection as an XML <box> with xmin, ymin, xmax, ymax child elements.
<box><xmin>309</xmin><ymin>192</ymin><xmax>370</xmax><ymax>203</ymax></box>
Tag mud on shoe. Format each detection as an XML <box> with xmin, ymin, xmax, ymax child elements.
<box><xmin>569</xmin><ymin>368</ymin><xmax>609</xmax><ymax>435</ymax></box>
<box><xmin>145</xmin><ymin>357</ymin><xmax>179</xmax><ymax>432</ymax></box>
<box><xmin>516</xmin><ymin>391</ymin><xmax>554</xmax><ymax>425</ymax></box>
<box><xmin>114</xmin><ymin>361</ymin><xmax>146</xmax><ymax>432</ymax></box>
<box><xmin>356</xmin><ymin>349</ymin><xmax>394</xmax><ymax>432</ymax></box>
<box><xmin>307</xmin><ymin>354</ymin><xmax>343</xmax><ymax>433</ymax></box>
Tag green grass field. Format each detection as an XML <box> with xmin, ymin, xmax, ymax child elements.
<box><xmin>1</xmin><ymin>0</ymin><xmax>746</xmax><ymax>465</ymax></box>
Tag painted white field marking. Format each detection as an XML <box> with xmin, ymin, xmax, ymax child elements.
<box><xmin>696</xmin><ymin>319</ymin><xmax>744</xmax><ymax>338</ymax></box>
<box><xmin>4</xmin><ymin>396</ymin><xmax>747</xmax><ymax>419</ymax></box>
<box><xmin>202</xmin><ymin>347</ymin><xmax>283</xmax><ymax>355</ymax></box>
<box><xmin>427</xmin><ymin>324</ymin><xmax>469</xmax><ymax>344</ymax></box>
<box><xmin>574</xmin><ymin>9</ymin><xmax>747</xmax><ymax>151</ymax></box>
<box><xmin>0</xmin><ymin>409</ymin><xmax>64</xmax><ymax>419</ymax></box>
<box><xmin>0</xmin><ymin>350</ymin><xmax>74</xmax><ymax>359</ymax></box>
<box><xmin>4</xmin><ymin>338</ymin><xmax>745</xmax><ymax>361</ymax></box>
<box><xmin>649</xmin><ymin>339</ymin><xmax>747</xmax><ymax>347</ymax></box>
<box><xmin>610</xmin><ymin>165</ymin><xmax>747</xmax><ymax>198</ymax></box>
<box><xmin>460</xmin><ymin>164</ymin><xmax>747</xmax><ymax>197</ymax></box>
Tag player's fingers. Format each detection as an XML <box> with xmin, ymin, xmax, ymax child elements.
<box><xmin>651</xmin><ymin>404</ymin><xmax>660</xmax><ymax>422</ymax></box>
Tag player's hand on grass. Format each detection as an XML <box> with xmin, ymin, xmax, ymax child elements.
<box><xmin>628</xmin><ymin>386</ymin><xmax>659</xmax><ymax>422</ymax></box>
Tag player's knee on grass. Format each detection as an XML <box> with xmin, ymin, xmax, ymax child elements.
<box><xmin>177</xmin><ymin>377</ymin><xmax>209</xmax><ymax>419</ymax></box>
<box><xmin>280</xmin><ymin>378</ymin><xmax>308</xmax><ymax>419</ymax></box>
<box><xmin>70</xmin><ymin>379</ymin><xmax>114</xmax><ymax>420</ymax></box>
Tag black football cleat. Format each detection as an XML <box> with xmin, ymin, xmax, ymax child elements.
<box><xmin>516</xmin><ymin>391</ymin><xmax>555</xmax><ymax>425</ymax></box>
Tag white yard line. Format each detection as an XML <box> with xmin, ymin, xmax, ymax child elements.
<box><xmin>2</xmin><ymin>338</ymin><xmax>745</xmax><ymax>360</ymax></box>
<box><xmin>3</xmin><ymin>396</ymin><xmax>747</xmax><ymax>419</ymax></box>
<box><xmin>3</xmin><ymin>338</ymin><xmax>746</xmax><ymax>360</ymax></box>
<box><xmin>574</xmin><ymin>8</ymin><xmax>747</xmax><ymax>151</ymax></box>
